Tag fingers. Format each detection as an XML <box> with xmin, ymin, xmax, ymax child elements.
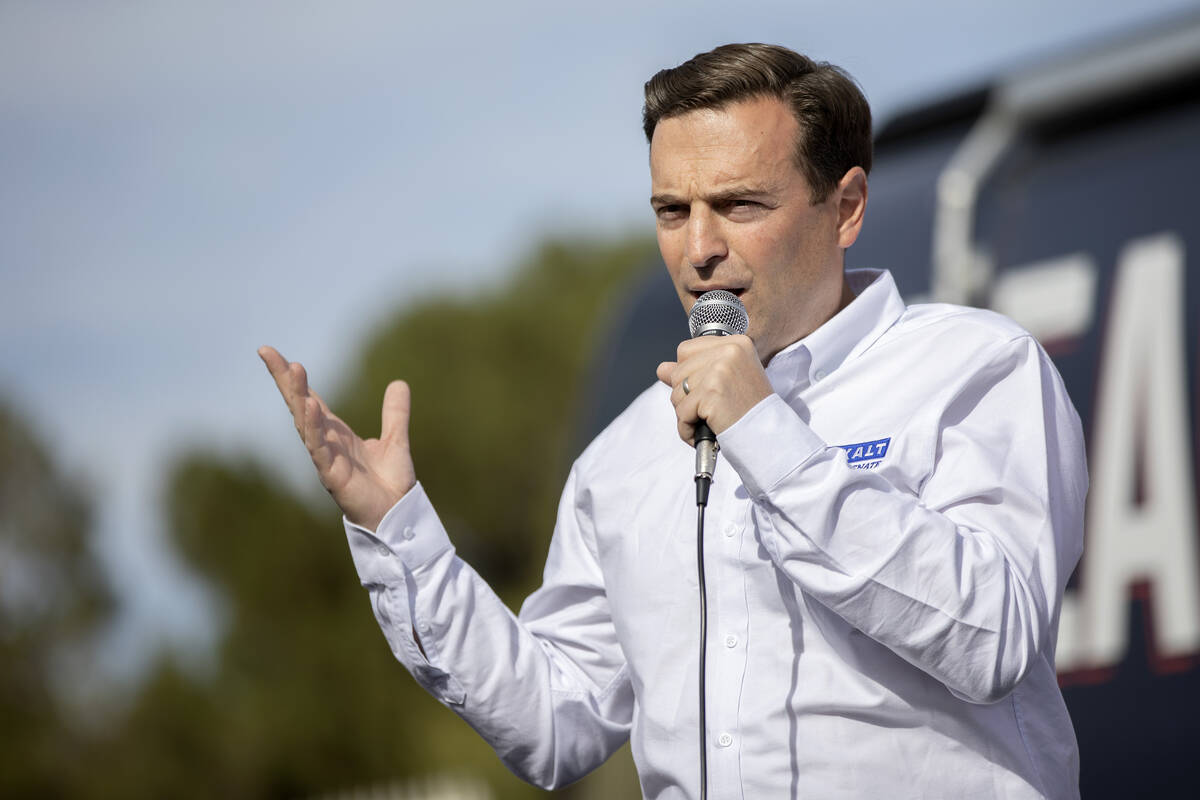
<box><xmin>655</xmin><ymin>361</ymin><xmax>677</xmax><ymax>387</ymax></box>
<box><xmin>658</xmin><ymin>366</ymin><xmax>703</xmax><ymax>439</ymax></box>
<box><xmin>660</xmin><ymin>334</ymin><xmax>772</xmax><ymax>440</ymax></box>
<box><xmin>259</xmin><ymin>345</ymin><xmax>310</xmax><ymax>430</ymax></box>
<box><xmin>308</xmin><ymin>385</ymin><xmax>334</xmax><ymax>418</ymax></box>
<box><xmin>257</xmin><ymin>345</ymin><xmax>286</xmax><ymax>375</ymax></box>
<box><xmin>380</xmin><ymin>380</ymin><xmax>412</xmax><ymax>447</ymax></box>
<box><xmin>258</xmin><ymin>345</ymin><xmax>306</xmax><ymax>396</ymax></box>
<box><xmin>258</xmin><ymin>347</ymin><xmax>346</xmax><ymax>454</ymax></box>
<box><xmin>259</xmin><ymin>345</ymin><xmax>295</xmax><ymax>409</ymax></box>
<box><xmin>303</xmin><ymin>394</ymin><xmax>349</xmax><ymax>473</ymax></box>
<box><xmin>656</xmin><ymin>357</ymin><xmax>700</xmax><ymax>416</ymax></box>
<box><xmin>302</xmin><ymin>395</ymin><xmax>325</xmax><ymax>458</ymax></box>
<box><xmin>677</xmin><ymin>418</ymin><xmax>697</xmax><ymax>447</ymax></box>
<box><xmin>263</xmin><ymin>348</ymin><xmax>416</xmax><ymax>525</ymax></box>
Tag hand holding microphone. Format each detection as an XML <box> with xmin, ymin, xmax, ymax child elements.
<box><xmin>655</xmin><ymin>291</ymin><xmax>773</xmax><ymax>502</ymax></box>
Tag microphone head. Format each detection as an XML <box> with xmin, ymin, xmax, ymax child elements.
<box><xmin>688</xmin><ymin>290</ymin><xmax>749</xmax><ymax>338</ymax></box>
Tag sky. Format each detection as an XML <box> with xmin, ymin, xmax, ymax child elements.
<box><xmin>2</xmin><ymin>0</ymin><xmax>1197</xmax><ymax>677</ymax></box>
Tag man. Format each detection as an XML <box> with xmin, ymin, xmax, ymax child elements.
<box><xmin>261</xmin><ymin>44</ymin><xmax>1086</xmax><ymax>799</ymax></box>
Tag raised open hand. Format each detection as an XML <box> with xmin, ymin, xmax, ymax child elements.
<box><xmin>258</xmin><ymin>346</ymin><xmax>415</xmax><ymax>531</ymax></box>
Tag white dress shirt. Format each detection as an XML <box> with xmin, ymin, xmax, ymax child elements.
<box><xmin>345</xmin><ymin>269</ymin><xmax>1087</xmax><ymax>799</ymax></box>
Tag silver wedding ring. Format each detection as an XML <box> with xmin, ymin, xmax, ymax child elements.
<box><xmin>682</xmin><ymin>377</ymin><xmax>691</xmax><ymax>395</ymax></box>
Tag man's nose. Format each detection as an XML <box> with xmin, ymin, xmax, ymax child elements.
<box><xmin>685</xmin><ymin>208</ymin><xmax>727</xmax><ymax>269</ymax></box>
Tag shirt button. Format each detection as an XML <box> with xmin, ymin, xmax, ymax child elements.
<box><xmin>376</xmin><ymin>545</ymin><xmax>391</xmax><ymax>557</ymax></box>
<box><xmin>814</xmin><ymin>369</ymin><xmax>827</xmax><ymax>382</ymax></box>
<box><xmin>723</xmin><ymin>523</ymin><xmax>736</xmax><ymax>537</ymax></box>
<box><xmin>418</xmin><ymin>622</ymin><xmax>430</xmax><ymax>635</ymax></box>
<box><xmin>724</xmin><ymin>634</ymin><xmax>738</xmax><ymax>648</ymax></box>
<box><xmin>717</xmin><ymin>732</ymin><xmax>733</xmax><ymax>748</ymax></box>
<box><xmin>402</xmin><ymin>526</ymin><xmax>416</xmax><ymax>541</ymax></box>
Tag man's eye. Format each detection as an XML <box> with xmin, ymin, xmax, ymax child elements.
<box><xmin>656</xmin><ymin>205</ymin><xmax>686</xmax><ymax>220</ymax></box>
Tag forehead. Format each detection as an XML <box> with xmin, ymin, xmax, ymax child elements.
<box><xmin>649</xmin><ymin>96</ymin><xmax>801</xmax><ymax>189</ymax></box>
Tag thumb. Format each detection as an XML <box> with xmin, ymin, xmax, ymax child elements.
<box><xmin>380</xmin><ymin>380</ymin><xmax>412</xmax><ymax>446</ymax></box>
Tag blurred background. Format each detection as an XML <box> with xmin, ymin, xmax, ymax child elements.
<box><xmin>3</xmin><ymin>1</ymin><xmax>1199</xmax><ymax>797</ymax></box>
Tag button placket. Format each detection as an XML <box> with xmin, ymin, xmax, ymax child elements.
<box><xmin>707</xmin><ymin>491</ymin><xmax>749</xmax><ymax>789</ymax></box>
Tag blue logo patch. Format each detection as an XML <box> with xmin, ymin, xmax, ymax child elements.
<box><xmin>837</xmin><ymin>437</ymin><xmax>891</xmax><ymax>469</ymax></box>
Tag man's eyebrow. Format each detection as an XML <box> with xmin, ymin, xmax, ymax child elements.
<box><xmin>649</xmin><ymin>184</ymin><xmax>777</xmax><ymax>207</ymax></box>
<box><xmin>706</xmin><ymin>184</ymin><xmax>776</xmax><ymax>203</ymax></box>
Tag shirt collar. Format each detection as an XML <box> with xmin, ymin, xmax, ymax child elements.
<box><xmin>765</xmin><ymin>269</ymin><xmax>906</xmax><ymax>396</ymax></box>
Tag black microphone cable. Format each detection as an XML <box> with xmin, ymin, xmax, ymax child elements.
<box><xmin>684</xmin><ymin>291</ymin><xmax>748</xmax><ymax>800</ymax></box>
<box><xmin>695</xmin><ymin>447</ymin><xmax>714</xmax><ymax>800</ymax></box>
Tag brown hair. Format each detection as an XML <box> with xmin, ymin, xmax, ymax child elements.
<box><xmin>643</xmin><ymin>43</ymin><xmax>872</xmax><ymax>202</ymax></box>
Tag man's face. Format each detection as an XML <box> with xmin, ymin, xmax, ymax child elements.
<box><xmin>650</xmin><ymin>96</ymin><xmax>860</xmax><ymax>363</ymax></box>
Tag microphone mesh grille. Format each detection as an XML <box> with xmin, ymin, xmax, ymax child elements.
<box><xmin>688</xmin><ymin>290</ymin><xmax>749</xmax><ymax>337</ymax></box>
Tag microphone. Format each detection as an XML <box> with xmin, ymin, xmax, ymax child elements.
<box><xmin>686</xmin><ymin>290</ymin><xmax>749</xmax><ymax>505</ymax></box>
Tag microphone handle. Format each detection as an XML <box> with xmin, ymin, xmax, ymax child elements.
<box><xmin>694</xmin><ymin>421</ymin><xmax>718</xmax><ymax>506</ymax></box>
<box><xmin>691</xmin><ymin>326</ymin><xmax>737</xmax><ymax>506</ymax></box>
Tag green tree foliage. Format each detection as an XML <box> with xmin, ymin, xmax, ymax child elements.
<box><xmin>91</xmin><ymin>236</ymin><xmax>657</xmax><ymax>798</ymax></box>
<box><xmin>0</xmin><ymin>402</ymin><xmax>114</xmax><ymax>797</ymax></box>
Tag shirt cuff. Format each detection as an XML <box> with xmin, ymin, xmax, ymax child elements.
<box><xmin>343</xmin><ymin>482</ymin><xmax>455</xmax><ymax>584</ymax></box>
<box><xmin>718</xmin><ymin>393</ymin><xmax>826</xmax><ymax>498</ymax></box>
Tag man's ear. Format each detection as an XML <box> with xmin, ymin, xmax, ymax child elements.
<box><xmin>835</xmin><ymin>167</ymin><xmax>868</xmax><ymax>249</ymax></box>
